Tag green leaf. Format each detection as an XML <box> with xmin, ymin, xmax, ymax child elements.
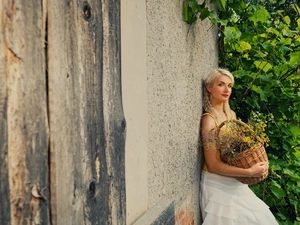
<box><xmin>216</xmin><ymin>0</ymin><xmax>226</xmax><ymax>11</ymax></box>
<box><xmin>290</xmin><ymin>124</ymin><xmax>300</xmax><ymax>137</ymax></box>
<box><xmin>199</xmin><ymin>7</ymin><xmax>210</xmax><ymax>21</ymax></box>
<box><xmin>229</xmin><ymin>1</ymin><xmax>246</xmax><ymax>13</ymax></box>
<box><xmin>267</xmin><ymin>27</ymin><xmax>280</xmax><ymax>36</ymax></box>
<box><xmin>279</xmin><ymin>45</ymin><xmax>290</xmax><ymax>54</ymax></box>
<box><xmin>270</xmin><ymin>180</ymin><xmax>281</xmax><ymax>189</ymax></box>
<box><xmin>209</xmin><ymin>10</ymin><xmax>219</xmax><ymax>23</ymax></box>
<box><xmin>197</xmin><ymin>2</ymin><xmax>206</xmax><ymax>11</ymax></box>
<box><xmin>239</xmin><ymin>41</ymin><xmax>251</xmax><ymax>52</ymax></box>
<box><xmin>251</xmin><ymin>85</ymin><xmax>262</xmax><ymax>94</ymax></box>
<box><xmin>232</xmin><ymin>70</ymin><xmax>251</xmax><ymax>78</ymax></box>
<box><xmin>260</xmin><ymin>74</ymin><xmax>271</xmax><ymax>81</ymax></box>
<box><xmin>261</xmin><ymin>42</ymin><xmax>272</xmax><ymax>52</ymax></box>
<box><xmin>189</xmin><ymin>0</ymin><xmax>198</xmax><ymax>12</ymax></box>
<box><xmin>283</xmin><ymin>168</ymin><xmax>300</xmax><ymax>180</ymax></box>
<box><xmin>276</xmin><ymin>212</ymin><xmax>287</xmax><ymax>220</ymax></box>
<box><xmin>260</xmin><ymin>91</ymin><xmax>267</xmax><ymax>101</ymax></box>
<box><xmin>183</xmin><ymin>2</ymin><xmax>189</xmax><ymax>22</ymax></box>
<box><xmin>292</xmin><ymin>4</ymin><xmax>300</xmax><ymax>16</ymax></box>
<box><xmin>271</xmin><ymin>186</ymin><xmax>286</xmax><ymax>199</ymax></box>
<box><xmin>289</xmin><ymin>51</ymin><xmax>300</xmax><ymax>65</ymax></box>
<box><xmin>282</xmin><ymin>29</ymin><xmax>293</xmax><ymax>37</ymax></box>
<box><xmin>254</xmin><ymin>61</ymin><xmax>272</xmax><ymax>72</ymax></box>
<box><xmin>294</xmin><ymin>149</ymin><xmax>300</xmax><ymax>158</ymax></box>
<box><xmin>278</xmin><ymin>37</ymin><xmax>292</xmax><ymax>45</ymax></box>
<box><xmin>283</xmin><ymin>16</ymin><xmax>291</xmax><ymax>25</ymax></box>
<box><xmin>248</xmin><ymin>6</ymin><xmax>271</xmax><ymax>26</ymax></box>
<box><xmin>218</xmin><ymin>19</ymin><xmax>228</xmax><ymax>27</ymax></box>
<box><xmin>224</xmin><ymin>26</ymin><xmax>241</xmax><ymax>41</ymax></box>
<box><xmin>279</xmin><ymin>0</ymin><xmax>286</xmax><ymax>4</ymax></box>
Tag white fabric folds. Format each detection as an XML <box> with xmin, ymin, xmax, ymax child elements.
<box><xmin>200</xmin><ymin>171</ymin><xmax>279</xmax><ymax>225</ymax></box>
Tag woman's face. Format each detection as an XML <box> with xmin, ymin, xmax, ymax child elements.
<box><xmin>206</xmin><ymin>74</ymin><xmax>233</xmax><ymax>103</ymax></box>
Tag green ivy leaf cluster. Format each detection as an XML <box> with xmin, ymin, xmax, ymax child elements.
<box><xmin>183</xmin><ymin>0</ymin><xmax>300</xmax><ymax>224</ymax></box>
<box><xmin>182</xmin><ymin>0</ymin><xmax>226</xmax><ymax>24</ymax></box>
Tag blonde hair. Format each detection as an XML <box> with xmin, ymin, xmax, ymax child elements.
<box><xmin>203</xmin><ymin>68</ymin><xmax>234</xmax><ymax>122</ymax></box>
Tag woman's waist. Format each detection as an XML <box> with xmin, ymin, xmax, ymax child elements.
<box><xmin>201</xmin><ymin>170</ymin><xmax>247</xmax><ymax>187</ymax></box>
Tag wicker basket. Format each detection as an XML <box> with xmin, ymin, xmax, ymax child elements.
<box><xmin>216</xmin><ymin>119</ymin><xmax>268</xmax><ymax>185</ymax></box>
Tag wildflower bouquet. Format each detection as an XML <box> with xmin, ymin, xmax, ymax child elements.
<box><xmin>217</xmin><ymin>111</ymin><xmax>271</xmax><ymax>184</ymax></box>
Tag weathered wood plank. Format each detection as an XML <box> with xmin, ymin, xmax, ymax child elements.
<box><xmin>1</xmin><ymin>0</ymin><xmax>49</xmax><ymax>225</ymax></box>
<box><xmin>102</xmin><ymin>0</ymin><xmax>126</xmax><ymax>224</ymax></box>
<box><xmin>48</xmin><ymin>0</ymin><xmax>125</xmax><ymax>224</ymax></box>
<box><xmin>48</xmin><ymin>0</ymin><xmax>87</xmax><ymax>222</ymax></box>
<box><xmin>0</xmin><ymin>1</ymin><xmax>10</xmax><ymax>224</ymax></box>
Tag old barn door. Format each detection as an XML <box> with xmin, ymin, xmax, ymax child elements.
<box><xmin>0</xmin><ymin>0</ymin><xmax>126</xmax><ymax>224</ymax></box>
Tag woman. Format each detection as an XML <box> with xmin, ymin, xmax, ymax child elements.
<box><xmin>200</xmin><ymin>69</ymin><xmax>278</xmax><ymax>225</ymax></box>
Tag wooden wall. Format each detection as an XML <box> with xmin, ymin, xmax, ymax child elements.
<box><xmin>0</xmin><ymin>0</ymin><xmax>126</xmax><ymax>224</ymax></box>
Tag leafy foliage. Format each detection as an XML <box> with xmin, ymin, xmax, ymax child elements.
<box><xmin>183</xmin><ymin>0</ymin><xmax>300</xmax><ymax>224</ymax></box>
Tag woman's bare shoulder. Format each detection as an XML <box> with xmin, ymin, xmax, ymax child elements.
<box><xmin>201</xmin><ymin>114</ymin><xmax>216</xmax><ymax>131</ymax></box>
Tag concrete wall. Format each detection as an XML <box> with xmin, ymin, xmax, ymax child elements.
<box><xmin>121</xmin><ymin>0</ymin><xmax>218</xmax><ymax>224</ymax></box>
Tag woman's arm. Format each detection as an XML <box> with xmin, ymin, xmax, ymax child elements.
<box><xmin>201</xmin><ymin>115</ymin><xmax>268</xmax><ymax>177</ymax></box>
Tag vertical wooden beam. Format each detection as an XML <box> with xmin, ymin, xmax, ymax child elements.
<box><xmin>1</xmin><ymin>0</ymin><xmax>49</xmax><ymax>224</ymax></box>
<box><xmin>102</xmin><ymin>0</ymin><xmax>126</xmax><ymax>224</ymax></box>
<box><xmin>48</xmin><ymin>0</ymin><xmax>125</xmax><ymax>224</ymax></box>
<box><xmin>0</xmin><ymin>1</ymin><xmax>10</xmax><ymax>224</ymax></box>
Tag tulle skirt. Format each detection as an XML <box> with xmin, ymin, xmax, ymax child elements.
<box><xmin>200</xmin><ymin>171</ymin><xmax>278</xmax><ymax>225</ymax></box>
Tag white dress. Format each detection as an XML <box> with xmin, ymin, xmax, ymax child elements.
<box><xmin>200</xmin><ymin>171</ymin><xmax>279</xmax><ymax>225</ymax></box>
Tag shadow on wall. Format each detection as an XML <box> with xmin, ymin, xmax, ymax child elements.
<box><xmin>132</xmin><ymin>199</ymin><xmax>175</xmax><ymax>225</ymax></box>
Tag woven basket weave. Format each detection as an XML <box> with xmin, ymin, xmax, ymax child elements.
<box><xmin>217</xmin><ymin>119</ymin><xmax>268</xmax><ymax>185</ymax></box>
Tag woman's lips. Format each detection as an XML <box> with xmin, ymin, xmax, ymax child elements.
<box><xmin>222</xmin><ymin>94</ymin><xmax>229</xmax><ymax>97</ymax></box>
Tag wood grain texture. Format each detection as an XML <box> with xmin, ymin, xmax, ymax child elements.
<box><xmin>1</xmin><ymin>0</ymin><xmax>49</xmax><ymax>224</ymax></box>
<box><xmin>48</xmin><ymin>0</ymin><xmax>125</xmax><ymax>224</ymax></box>
<box><xmin>0</xmin><ymin>0</ymin><xmax>10</xmax><ymax>223</ymax></box>
<box><xmin>102</xmin><ymin>1</ymin><xmax>126</xmax><ymax>224</ymax></box>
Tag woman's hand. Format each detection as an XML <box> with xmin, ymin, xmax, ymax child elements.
<box><xmin>248</xmin><ymin>162</ymin><xmax>269</xmax><ymax>177</ymax></box>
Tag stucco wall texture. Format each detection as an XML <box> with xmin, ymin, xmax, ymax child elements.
<box><xmin>146</xmin><ymin>0</ymin><xmax>218</xmax><ymax>224</ymax></box>
<box><xmin>122</xmin><ymin>0</ymin><xmax>218</xmax><ymax>224</ymax></box>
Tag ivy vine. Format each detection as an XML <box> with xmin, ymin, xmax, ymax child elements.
<box><xmin>183</xmin><ymin>0</ymin><xmax>300</xmax><ymax>224</ymax></box>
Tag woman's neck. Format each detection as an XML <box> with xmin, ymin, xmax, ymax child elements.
<box><xmin>209</xmin><ymin>103</ymin><xmax>228</xmax><ymax>122</ymax></box>
<box><xmin>210</xmin><ymin>102</ymin><xmax>224</xmax><ymax>113</ymax></box>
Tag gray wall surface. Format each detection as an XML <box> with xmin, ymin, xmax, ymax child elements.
<box><xmin>122</xmin><ymin>0</ymin><xmax>218</xmax><ymax>224</ymax></box>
